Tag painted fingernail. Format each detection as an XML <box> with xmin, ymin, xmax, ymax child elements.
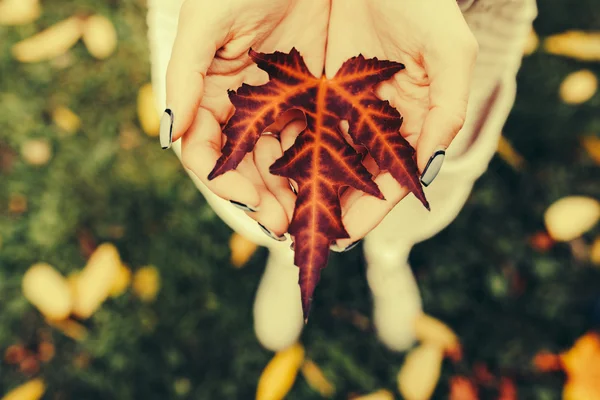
<box><xmin>330</xmin><ymin>240</ymin><xmax>361</xmax><ymax>253</ymax></box>
<box><xmin>257</xmin><ymin>222</ymin><xmax>287</xmax><ymax>242</ymax></box>
<box><xmin>160</xmin><ymin>109</ymin><xmax>174</xmax><ymax>149</ymax></box>
<box><xmin>230</xmin><ymin>200</ymin><xmax>259</xmax><ymax>213</ymax></box>
<box><xmin>420</xmin><ymin>147</ymin><xmax>446</xmax><ymax>187</ymax></box>
<box><xmin>290</xmin><ymin>241</ymin><xmax>295</xmax><ymax>251</ymax></box>
<box><xmin>289</xmin><ymin>180</ymin><xmax>298</xmax><ymax>195</ymax></box>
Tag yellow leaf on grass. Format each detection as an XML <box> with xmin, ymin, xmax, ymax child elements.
<box><xmin>137</xmin><ymin>84</ymin><xmax>161</xmax><ymax>137</ymax></box>
<box><xmin>544</xmin><ymin>31</ymin><xmax>600</xmax><ymax>62</ymax></box>
<box><xmin>544</xmin><ymin>196</ymin><xmax>600</xmax><ymax>242</ymax></box>
<box><xmin>301</xmin><ymin>359</ymin><xmax>335</xmax><ymax>397</ymax></box>
<box><xmin>46</xmin><ymin>318</ymin><xmax>88</xmax><ymax>341</ymax></box>
<box><xmin>581</xmin><ymin>136</ymin><xmax>600</xmax><ymax>165</ymax></box>
<box><xmin>1</xmin><ymin>379</ymin><xmax>45</xmax><ymax>400</ymax></box>
<box><xmin>414</xmin><ymin>314</ymin><xmax>459</xmax><ymax>352</ymax></box>
<box><xmin>560</xmin><ymin>333</ymin><xmax>600</xmax><ymax>400</ymax></box>
<box><xmin>497</xmin><ymin>135</ymin><xmax>525</xmax><ymax>170</ymax></box>
<box><xmin>256</xmin><ymin>343</ymin><xmax>305</xmax><ymax>400</ymax></box>
<box><xmin>12</xmin><ymin>16</ymin><xmax>85</xmax><ymax>63</ymax></box>
<box><xmin>132</xmin><ymin>266</ymin><xmax>160</xmax><ymax>302</ymax></box>
<box><xmin>110</xmin><ymin>263</ymin><xmax>132</xmax><ymax>297</ymax></box>
<box><xmin>351</xmin><ymin>390</ymin><xmax>394</xmax><ymax>400</ymax></box>
<box><xmin>21</xmin><ymin>139</ymin><xmax>52</xmax><ymax>166</ymax></box>
<box><xmin>52</xmin><ymin>106</ymin><xmax>81</xmax><ymax>135</ymax></box>
<box><xmin>398</xmin><ymin>344</ymin><xmax>444</xmax><ymax>400</ymax></box>
<box><xmin>230</xmin><ymin>233</ymin><xmax>258</xmax><ymax>268</ymax></box>
<box><xmin>590</xmin><ymin>236</ymin><xmax>600</xmax><ymax>266</ymax></box>
<box><xmin>22</xmin><ymin>263</ymin><xmax>72</xmax><ymax>320</ymax></box>
<box><xmin>72</xmin><ymin>243</ymin><xmax>121</xmax><ymax>318</ymax></box>
<box><xmin>0</xmin><ymin>0</ymin><xmax>40</xmax><ymax>26</ymax></box>
<box><xmin>82</xmin><ymin>15</ymin><xmax>117</xmax><ymax>60</ymax></box>
<box><xmin>559</xmin><ymin>70</ymin><xmax>598</xmax><ymax>105</ymax></box>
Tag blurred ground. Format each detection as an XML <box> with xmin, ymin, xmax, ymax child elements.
<box><xmin>1</xmin><ymin>0</ymin><xmax>599</xmax><ymax>399</ymax></box>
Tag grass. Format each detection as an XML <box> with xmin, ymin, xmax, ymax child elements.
<box><xmin>1</xmin><ymin>0</ymin><xmax>599</xmax><ymax>398</ymax></box>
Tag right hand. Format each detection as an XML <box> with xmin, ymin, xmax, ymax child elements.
<box><xmin>165</xmin><ymin>0</ymin><xmax>330</xmax><ymax>236</ymax></box>
<box><xmin>324</xmin><ymin>0</ymin><xmax>478</xmax><ymax>250</ymax></box>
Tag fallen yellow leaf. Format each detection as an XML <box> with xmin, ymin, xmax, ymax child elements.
<box><xmin>21</xmin><ymin>139</ymin><xmax>52</xmax><ymax>166</ymax></box>
<box><xmin>544</xmin><ymin>31</ymin><xmax>600</xmax><ymax>61</ymax></box>
<box><xmin>1</xmin><ymin>378</ymin><xmax>45</xmax><ymax>400</ymax></box>
<box><xmin>414</xmin><ymin>314</ymin><xmax>459</xmax><ymax>353</ymax></box>
<box><xmin>301</xmin><ymin>359</ymin><xmax>335</xmax><ymax>397</ymax></box>
<box><xmin>137</xmin><ymin>84</ymin><xmax>161</xmax><ymax>136</ymax></box>
<box><xmin>559</xmin><ymin>70</ymin><xmax>598</xmax><ymax>105</ymax></box>
<box><xmin>0</xmin><ymin>0</ymin><xmax>40</xmax><ymax>26</ymax></box>
<box><xmin>497</xmin><ymin>135</ymin><xmax>525</xmax><ymax>170</ymax></box>
<box><xmin>72</xmin><ymin>243</ymin><xmax>121</xmax><ymax>318</ymax></box>
<box><xmin>544</xmin><ymin>196</ymin><xmax>600</xmax><ymax>242</ymax></box>
<box><xmin>110</xmin><ymin>263</ymin><xmax>132</xmax><ymax>297</ymax></box>
<box><xmin>22</xmin><ymin>263</ymin><xmax>73</xmax><ymax>320</ymax></box>
<box><xmin>82</xmin><ymin>15</ymin><xmax>117</xmax><ymax>60</ymax></box>
<box><xmin>397</xmin><ymin>344</ymin><xmax>444</xmax><ymax>400</ymax></box>
<box><xmin>12</xmin><ymin>16</ymin><xmax>85</xmax><ymax>63</ymax></box>
<box><xmin>46</xmin><ymin>318</ymin><xmax>88</xmax><ymax>341</ymax></box>
<box><xmin>52</xmin><ymin>106</ymin><xmax>81</xmax><ymax>135</ymax></box>
<box><xmin>256</xmin><ymin>343</ymin><xmax>305</xmax><ymax>400</ymax></box>
<box><xmin>229</xmin><ymin>232</ymin><xmax>258</xmax><ymax>268</ymax></box>
<box><xmin>351</xmin><ymin>390</ymin><xmax>394</xmax><ymax>400</ymax></box>
<box><xmin>581</xmin><ymin>136</ymin><xmax>600</xmax><ymax>165</ymax></box>
<box><xmin>132</xmin><ymin>266</ymin><xmax>161</xmax><ymax>302</ymax></box>
<box><xmin>560</xmin><ymin>333</ymin><xmax>600</xmax><ymax>400</ymax></box>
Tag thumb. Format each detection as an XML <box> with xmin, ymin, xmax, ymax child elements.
<box><xmin>417</xmin><ymin>29</ymin><xmax>478</xmax><ymax>186</ymax></box>
<box><xmin>160</xmin><ymin>1</ymin><xmax>227</xmax><ymax>149</ymax></box>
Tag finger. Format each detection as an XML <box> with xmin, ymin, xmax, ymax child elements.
<box><xmin>254</xmin><ymin>135</ymin><xmax>296</xmax><ymax>223</ymax></box>
<box><xmin>162</xmin><ymin>0</ymin><xmax>228</xmax><ymax>148</ymax></box>
<box><xmin>279</xmin><ymin>116</ymin><xmax>309</xmax><ymax>194</ymax></box>
<box><xmin>417</xmin><ymin>26</ymin><xmax>479</xmax><ymax>176</ymax></box>
<box><xmin>234</xmin><ymin>151</ymin><xmax>289</xmax><ymax>237</ymax></box>
<box><xmin>334</xmin><ymin>173</ymin><xmax>409</xmax><ymax>250</ymax></box>
<box><xmin>181</xmin><ymin>108</ymin><xmax>260</xmax><ymax>208</ymax></box>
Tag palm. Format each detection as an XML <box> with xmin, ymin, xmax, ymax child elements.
<box><xmin>201</xmin><ymin>0</ymin><xmax>330</xmax><ymax>125</ymax></box>
<box><xmin>327</xmin><ymin>0</ymin><xmax>442</xmax><ymax>150</ymax></box>
<box><xmin>180</xmin><ymin>0</ymin><xmax>330</xmax><ymax>234</ymax></box>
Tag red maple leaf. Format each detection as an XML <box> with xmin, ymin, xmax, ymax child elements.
<box><xmin>209</xmin><ymin>48</ymin><xmax>429</xmax><ymax>320</ymax></box>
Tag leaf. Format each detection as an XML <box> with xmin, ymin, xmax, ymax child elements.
<box><xmin>209</xmin><ymin>48</ymin><xmax>429</xmax><ymax>319</ymax></box>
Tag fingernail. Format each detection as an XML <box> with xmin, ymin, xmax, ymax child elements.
<box><xmin>289</xmin><ymin>180</ymin><xmax>298</xmax><ymax>195</ymax></box>
<box><xmin>330</xmin><ymin>240</ymin><xmax>361</xmax><ymax>253</ymax></box>
<box><xmin>420</xmin><ymin>147</ymin><xmax>446</xmax><ymax>187</ymax></box>
<box><xmin>257</xmin><ymin>222</ymin><xmax>287</xmax><ymax>242</ymax></box>
<box><xmin>230</xmin><ymin>200</ymin><xmax>259</xmax><ymax>213</ymax></box>
<box><xmin>160</xmin><ymin>109</ymin><xmax>174</xmax><ymax>149</ymax></box>
<box><xmin>290</xmin><ymin>241</ymin><xmax>295</xmax><ymax>251</ymax></box>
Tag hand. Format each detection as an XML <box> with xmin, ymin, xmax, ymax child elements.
<box><xmin>324</xmin><ymin>0</ymin><xmax>479</xmax><ymax>249</ymax></box>
<box><xmin>164</xmin><ymin>0</ymin><xmax>330</xmax><ymax>236</ymax></box>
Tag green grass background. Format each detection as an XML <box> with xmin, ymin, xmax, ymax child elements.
<box><xmin>1</xmin><ymin>0</ymin><xmax>600</xmax><ymax>398</ymax></box>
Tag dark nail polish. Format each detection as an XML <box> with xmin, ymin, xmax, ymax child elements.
<box><xmin>289</xmin><ymin>180</ymin><xmax>298</xmax><ymax>195</ymax></box>
<box><xmin>420</xmin><ymin>147</ymin><xmax>446</xmax><ymax>187</ymax></box>
<box><xmin>160</xmin><ymin>109</ymin><xmax>174</xmax><ymax>149</ymax></box>
<box><xmin>230</xmin><ymin>200</ymin><xmax>259</xmax><ymax>213</ymax></box>
<box><xmin>257</xmin><ymin>222</ymin><xmax>286</xmax><ymax>242</ymax></box>
<box><xmin>290</xmin><ymin>242</ymin><xmax>295</xmax><ymax>251</ymax></box>
<box><xmin>330</xmin><ymin>240</ymin><xmax>361</xmax><ymax>253</ymax></box>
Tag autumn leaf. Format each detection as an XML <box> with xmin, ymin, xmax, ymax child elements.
<box><xmin>209</xmin><ymin>48</ymin><xmax>429</xmax><ymax>319</ymax></box>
